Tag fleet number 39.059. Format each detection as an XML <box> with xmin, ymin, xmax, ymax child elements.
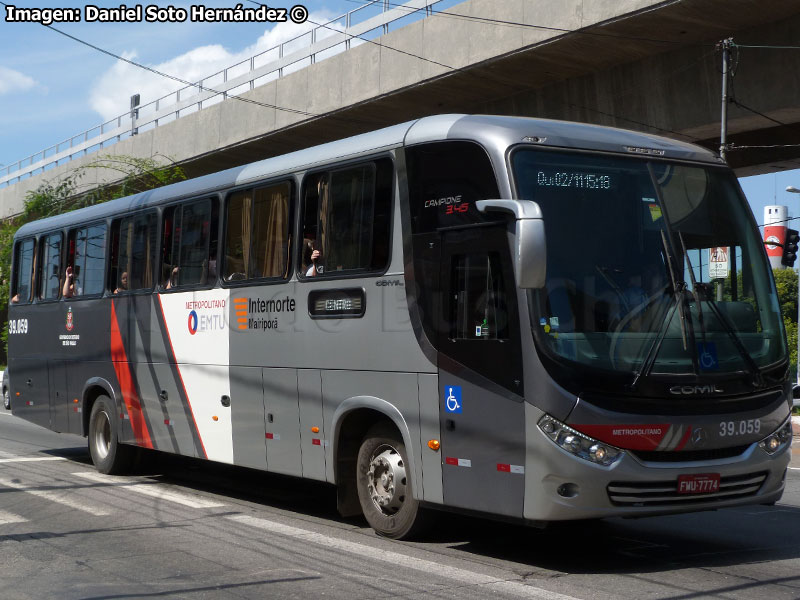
<box><xmin>719</xmin><ymin>419</ymin><xmax>760</xmax><ymax>437</ymax></box>
<box><xmin>8</xmin><ymin>319</ymin><xmax>28</xmax><ymax>335</ymax></box>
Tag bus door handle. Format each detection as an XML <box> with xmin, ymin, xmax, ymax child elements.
<box><xmin>267</xmin><ymin>413</ymin><xmax>274</xmax><ymax>423</ymax></box>
<box><xmin>26</xmin><ymin>379</ymin><xmax>32</xmax><ymax>387</ymax></box>
<box><xmin>221</xmin><ymin>395</ymin><xmax>231</xmax><ymax>407</ymax></box>
<box><xmin>445</xmin><ymin>419</ymin><xmax>455</xmax><ymax>431</ymax></box>
<box><xmin>159</xmin><ymin>390</ymin><xmax>168</xmax><ymax>402</ymax></box>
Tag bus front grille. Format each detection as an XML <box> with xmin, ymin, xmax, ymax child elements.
<box><xmin>607</xmin><ymin>471</ymin><xmax>768</xmax><ymax>507</ymax></box>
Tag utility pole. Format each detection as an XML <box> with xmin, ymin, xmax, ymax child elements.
<box><xmin>719</xmin><ymin>38</ymin><xmax>733</xmax><ymax>162</ymax></box>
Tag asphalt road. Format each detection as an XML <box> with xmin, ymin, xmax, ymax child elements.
<box><xmin>1</xmin><ymin>409</ymin><xmax>800</xmax><ymax>600</ymax></box>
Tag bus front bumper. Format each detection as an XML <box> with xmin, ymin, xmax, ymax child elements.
<box><xmin>523</xmin><ymin>424</ymin><xmax>790</xmax><ymax>522</ymax></box>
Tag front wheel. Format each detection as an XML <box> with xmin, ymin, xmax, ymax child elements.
<box><xmin>88</xmin><ymin>395</ymin><xmax>134</xmax><ymax>474</ymax></box>
<box><xmin>356</xmin><ymin>424</ymin><xmax>429</xmax><ymax>540</ymax></box>
<box><xmin>3</xmin><ymin>387</ymin><xmax>9</xmax><ymax>410</ymax></box>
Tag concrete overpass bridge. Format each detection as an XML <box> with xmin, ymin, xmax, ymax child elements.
<box><xmin>2</xmin><ymin>0</ymin><xmax>800</xmax><ymax>216</ymax></box>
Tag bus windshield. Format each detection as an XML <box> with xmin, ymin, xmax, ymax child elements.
<box><xmin>512</xmin><ymin>149</ymin><xmax>786</xmax><ymax>380</ymax></box>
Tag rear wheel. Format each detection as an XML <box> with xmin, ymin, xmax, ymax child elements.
<box><xmin>356</xmin><ymin>424</ymin><xmax>428</xmax><ymax>539</ymax></box>
<box><xmin>88</xmin><ymin>395</ymin><xmax>134</xmax><ymax>474</ymax></box>
<box><xmin>3</xmin><ymin>387</ymin><xmax>9</xmax><ymax>410</ymax></box>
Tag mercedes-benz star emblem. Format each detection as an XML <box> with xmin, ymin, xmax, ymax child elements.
<box><xmin>692</xmin><ymin>427</ymin><xmax>707</xmax><ymax>448</ymax></box>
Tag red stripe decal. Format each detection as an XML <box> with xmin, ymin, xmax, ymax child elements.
<box><xmin>675</xmin><ymin>426</ymin><xmax>693</xmax><ymax>451</ymax></box>
<box><xmin>312</xmin><ymin>438</ymin><xmax>321</xmax><ymax>446</ymax></box>
<box><xmin>497</xmin><ymin>463</ymin><xmax>511</xmax><ymax>472</ymax></box>
<box><xmin>445</xmin><ymin>457</ymin><xmax>458</xmax><ymax>465</ymax></box>
<box><xmin>266</xmin><ymin>433</ymin><xmax>274</xmax><ymax>439</ymax></box>
<box><xmin>157</xmin><ymin>295</ymin><xmax>207</xmax><ymax>459</ymax></box>
<box><xmin>110</xmin><ymin>302</ymin><xmax>153</xmax><ymax>449</ymax></box>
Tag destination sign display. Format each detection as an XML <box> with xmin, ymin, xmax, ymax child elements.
<box><xmin>536</xmin><ymin>170</ymin><xmax>613</xmax><ymax>190</ymax></box>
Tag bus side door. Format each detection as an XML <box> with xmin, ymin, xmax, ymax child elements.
<box><xmin>437</xmin><ymin>225</ymin><xmax>526</xmax><ymax>518</ymax></box>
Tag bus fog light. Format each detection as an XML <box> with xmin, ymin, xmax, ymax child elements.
<box><xmin>759</xmin><ymin>418</ymin><xmax>792</xmax><ymax>456</ymax></box>
<box><xmin>557</xmin><ymin>483</ymin><xmax>579</xmax><ymax>498</ymax></box>
<box><xmin>538</xmin><ymin>415</ymin><xmax>623</xmax><ymax>468</ymax></box>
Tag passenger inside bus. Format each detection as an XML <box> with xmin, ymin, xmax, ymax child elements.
<box><xmin>303</xmin><ymin>238</ymin><xmax>323</xmax><ymax>276</ymax></box>
<box><xmin>62</xmin><ymin>265</ymin><xmax>75</xmax><ymax>298</ymax></box>
<box><xmin>114</xmin><ymin>271</ymin><xmax>128</xmax><ymax>294</ymax></box>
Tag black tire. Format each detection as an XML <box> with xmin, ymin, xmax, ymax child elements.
<box><xmin>356</xmin><ymin>424</ymin><xmax>429</xmax><ymax>540</ymax></box>
<box><xmin>88</xmin><ymin>395</ymin><xmax>134</xmax><ymax>474</ymax></box>
<box><xmin>3</xmin><ymin>387</ymin><xmax>9</xmax><ymax>410</ymax></box>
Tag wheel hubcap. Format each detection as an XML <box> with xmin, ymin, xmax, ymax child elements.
<box><xmin>367</xmin><ymin>445</ymin><xmax>407</xmax><ymax>515</ymax></box>
<box><xmin>93</xmin><ymin>411</ymin><xmax>111</xmax><ymax>460</ymax></box>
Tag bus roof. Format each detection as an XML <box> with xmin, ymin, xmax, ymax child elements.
<box><xmin>14</xmin><ymin>114</ymin><xmax>722</xmax><ymax>239</ymax></box>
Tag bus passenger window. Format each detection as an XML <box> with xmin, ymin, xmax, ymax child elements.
<box><xmin>11</xmin><ymin>238</ymin><xmax>35</xmax><ymax>304</ymax></box>
<box><xmin>39</xmin><ymin>233</ymin><xmax>62</xmax><ymax>301</ymax></box>
<box><xmin>300</xmin><ymin>159</ymin><xmax>392</xmax><ymax>278</ymax></box>
<box><xmin>66</xmin><ymin>224</ymin><xmax>106</xmax><ymax>297</ymax></box>
<box><xmin>224</xmin><ymin>182</ymin><xmax>291</xmax><ymax>282</ymax></box>
<box><xmin>450</xmin><ymin>253</ymin><xmax>509</xmax><ymax>340</ymax></box>
<box><xmin>110</xmin><ymin>212</ymin><xmax>156</xmax><ymax>293</ymax></box>
<box><xmin>162</xmin><ymin>199</ymin><xmax>217</xmax><ymax>289</ymax></box>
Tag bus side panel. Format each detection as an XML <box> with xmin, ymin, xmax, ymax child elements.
<box><xmin>418</xmin><ymin>373</ymin><xmax>443</xmax><ymax>504</ymax></box>
<box><xmin>230</xmin><ymin>366</ymin><xmax>268</xmax><ymax>470</ymax></box>
<box><xmin>158</xmin><ymin>290</ymin><xmax>231</xmax><ymax>461</ymax></box>
<box><xmin>298</xmin><ymin>369</ymin><xmax>326</xmax><ymax>481</ymax></box>
<box><xmin>439</xmin><ymin>375</ymin><xmax>526</xmax><ymax>518</ymax></box>
<box><xmin>11</xmin><ymin>358</ymin><xmax>50</xmax><ymax>429</ymax></box>
<box><xmin>48</xmin><ymin>360</ymin><xmax>68</xmax><ymax>433</ymax></box>
<box><xmin>322</xmin><ymin>370</ymin><xmax>421</xmax><ymax>493</ymax></box>
<box><xmin>263</xmin><ymin>367</ymin><xmax>302</xmax><ymax>477</ymax></box>
<box><xmin>176</xmin><ymin>364</ymin><xmax>233</xmax><ymax>463</ymax></box>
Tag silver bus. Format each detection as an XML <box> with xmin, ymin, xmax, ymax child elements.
<box><xmin>8</xmin><ymin>114</ymin><xmax>792</xmax><ymax>538</ymax></box>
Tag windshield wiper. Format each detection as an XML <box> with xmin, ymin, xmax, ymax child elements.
<box><xmin>678</xmin><ymin>236</ymin><xmax>763</xmax><ymax>385</ymax></box>
<box><xmin>630</xmin><ymin>231</ymin><xmax>690</xmax><ymax>389</ymax></box>
<box><xmin>663</xmin><ymin>230</ymin><xmax>690</xmax><ymax>352</ymax></box>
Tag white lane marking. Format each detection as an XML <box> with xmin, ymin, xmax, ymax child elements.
<box><xmin>789</xmin><ymin>467</ymin><xmax>800</xmax><ymax>470</ymax></box>
<box><xmin>226</xmin><ymin>515</ymin><xmax>580</xmax><ymax>600</ymax></box>
<box><xmin>0</xmin><ymin>457</ymin><xmax>67</xmax><ymax>463</ymax></box>
<box><xmin>0</xmin><ymin>411</ymin><xmax>12</xmax><ymax>417</ymax></box>
<box><xmin>0</xmin><ymin>510</ymin><xmax>28</xmax><ymax>525</ymax></box>
<box><xmin>74</xmin><ymin>472</ymin><xmax>226</xmax><ymax>509</ymax></box>
<box><xmin>0</xmin><ymin>477</ymin><xmax>110</xmax><ymax>516</ymax></box>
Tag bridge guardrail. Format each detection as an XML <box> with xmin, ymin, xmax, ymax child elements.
<box><xmin>1</xmin><ymin>0</ymin><xmax>442</xmax><ymax>188</ymax></box>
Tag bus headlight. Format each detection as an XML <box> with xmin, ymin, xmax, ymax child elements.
<box><xmin>759</xmin><ymin>418</ymin><xmax>792</xmax><ymax>456</ymax></box>
<box><xmin>538</xmin><ymin>415</ymin><xmax>623</xmax><ymax>467</ymax></box>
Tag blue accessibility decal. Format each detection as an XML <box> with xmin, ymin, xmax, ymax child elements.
<box><xmin>697</xmin><ymin>341</ymin><xmax>719</xmax><ymax>371</ymax></box>
<box><xmin>444</xmin><ymin>386</ymin><xmax>462</xmax><ymax>413</ymax></box>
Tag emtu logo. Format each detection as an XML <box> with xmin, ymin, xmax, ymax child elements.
<box><xmin>187</xmin><ymin>310</ymin><xmax>198</xmax><ymax>335</ymax></box>
<box><xmin>234</xmin><ymin>297</ymin><xmax>248</xmax><ymax>330</ymax></box>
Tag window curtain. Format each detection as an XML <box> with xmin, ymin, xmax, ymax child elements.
<box><xmin>259</xmin><ymin>188</ymin><xmax>288</xmax><ymax>277</ymax></box>
<box><xmin>241</xmin><ymin>194</ymin><xmax>252</xmax><ymax>277</ymax></box>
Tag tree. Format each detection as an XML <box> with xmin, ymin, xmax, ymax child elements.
<box><xmin>0</xmin><ymin>155</ymin><xmax>185</xmax><ymax>359</ymax></box>
<box><xmin>773</xmin><ymin>267</ymin><xmax>798</xmax><ymax>378</ymax></box>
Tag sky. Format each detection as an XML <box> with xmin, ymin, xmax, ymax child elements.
<box><xmin>0</xmin><ymin>0</ymin><xmax>798</xmax><ymax>230</ymax></box>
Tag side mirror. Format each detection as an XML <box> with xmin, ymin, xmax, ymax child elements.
<box><xmin>476</xmin><ymin>199</ymin><xmax>546</xmax><ymax>288</ymax></box>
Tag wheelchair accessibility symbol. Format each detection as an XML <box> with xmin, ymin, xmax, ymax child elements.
<box><xmin>445</xmin><ymin>386</ymin><xmax>462</xmax><ymax>413</ymax></box>
<box><xmin>696</xmin><ymin>341</ymin><xmax>719</xmax><ymax>371</ymax></box>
